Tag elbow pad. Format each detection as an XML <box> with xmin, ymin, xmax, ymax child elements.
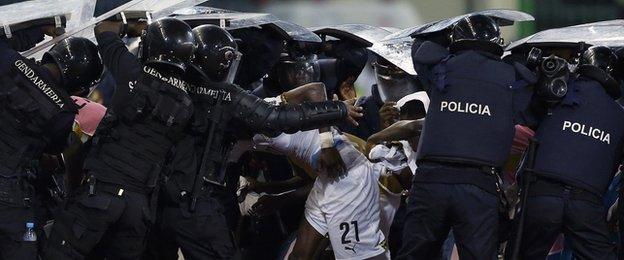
<box><xmin>232</xmin><ymin>91</ymin><xmax>347</xmax><ymax>136</ymax></box>
<box><xmin>275</xmin><ymin>101</ymin><xmax>347</xmax><ymax>134</ymax></box>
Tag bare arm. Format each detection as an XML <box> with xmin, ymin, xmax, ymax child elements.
<box><xmin>281</xmin><ymin>82</ymin><xmax>328</xmax><ymax>104</ymax></box>
<box><xmin>366</xmin><ymin>119</ymin><xmax>424</xmax><ymax>156</ymax></box>
<box><xmin>245</xmin><ymin>175</ymin><xmax>308</xmax><ymax>195</ymax></box>
<box><xmin>368</xmin><ymin>119</ymin><xmax>424</xmax><ymax>144</ymax></box>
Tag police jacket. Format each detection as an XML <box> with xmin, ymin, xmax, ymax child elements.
<box><xmin>413</xmin><ymin>41</ymin><xmax>535</xmax><ymax>168</ymax></box>
<box><xmin>532</xmin><ymin>72</ymin><xmax>624</xmax><ymax>196</ymax></box>
<box><xmin>0</xmin><ymin>34</ymin><xmax>76</xmax><ymax>178</ymax></box>
<box><xmin>84</xmin><ymin>32</ymin><xmax>194</xmax><ymax>193</ymax></box>
<box><xmin>162</xmin><ymin>69</ymin><xmax>349</xmax><ymax>202</ymax></box>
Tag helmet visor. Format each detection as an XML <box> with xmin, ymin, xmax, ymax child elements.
<box><xmin>277</xmin><ymin>54</ymin><xmax>321</xmax><ymax>91</ymax></box>
<box><xmin>374</xmin><ymin>61</ymin><xmax>419</xmax><ymax>102</ymax></box>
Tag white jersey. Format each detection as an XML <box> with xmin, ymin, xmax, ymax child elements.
<box><xmin>260</xmin><ymin>130</ymin><xmax>387</xmax><ymax>260</ymax></box>
<box><xmin>370</xmin><ymin>141</ymin><xmax>416</xmax><ymax>239</ymax></box>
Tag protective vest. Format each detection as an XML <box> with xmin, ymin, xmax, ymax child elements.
<box><xmin>416</xmin><ymin>50</ymin><xmax>523</xmax><ymax>167</ymax></box>
<box><xmin>532</xmin><ymin>77</ymin><xmax>624</xmax><ymax>196</ymax></box>
<box><xmin>85</xmin><ymin>66</ymin><xmax>193</xmax><ymax>191</ymax></box>
<box><xmin>0</xmin><ymin>57</ymin><xmax>76</xmax><ymax>177</ymax></box>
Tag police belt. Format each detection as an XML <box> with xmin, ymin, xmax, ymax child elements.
<box><xmin>87</xmin><ymin>177</ymin><xmax>151</xmax><ymax>197</ymax></box>
<box><xmin>419</xmin><ymin>159</ymin><xmax>501</xmax><ymax>175</ymax></box>
<box><xmin>528</xmin><ymin>177</ymin><xmax>601</xmax><ymax>202</ymax></box>
<box><xmin>418</xmin><ymin>160</ymin><xmax>509</xmax><ymax>213</ymax></box>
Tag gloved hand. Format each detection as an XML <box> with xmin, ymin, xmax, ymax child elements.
<box><xmin>3</xmin><ymin>26</ymin><xmax>45</xmax><ymax>51</ymax></box>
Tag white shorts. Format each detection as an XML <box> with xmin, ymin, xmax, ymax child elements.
<box><xmin>378</xmin><ymin>186</ymin><xmax>402</xmax><ymax>238</ymax></box>
<box><xmin>304</xmin><ymin>139</ymin><xmax>387</xmax><ymax>260</ymax></box>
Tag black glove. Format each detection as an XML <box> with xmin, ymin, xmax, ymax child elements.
<box><xmin>3</xmin><ymin>26</ymin><xmax>45</xmax><ymax>52</ymax></box>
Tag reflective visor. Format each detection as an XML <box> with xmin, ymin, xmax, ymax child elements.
<box><xmin>374</xmin><ymin>61</ymin><xmax>419</xmax><ymax>102</ymax></box>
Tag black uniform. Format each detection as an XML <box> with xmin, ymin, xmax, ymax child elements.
<box><xmin>397</xmin><ymin>40</ymin><xmax>534</xmax><ymax>259</ymax></box>
<box><xmin>0</xmin><ymin>34</ymin><xmax>76</xmax><ymax>259</ymax></box>
<box><xmin>44</xmin><ymin>31</ymin><xmax>194</xmax><ymax>259</ymax></box>
<box><xmin>145</xmin><ymin>71</ymin><xmax>349</xmax><ymax>259</ymax></box>
<box><xmin>509</xmin><ymin>75</ymin><xmax>624</xmax><ymax>259</ymax></box>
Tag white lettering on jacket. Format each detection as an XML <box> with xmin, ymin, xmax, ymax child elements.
<box><xmin>186</xmin><ymin>84</ymin><xmax>232</xmax><ymax>101</ymax></box>
<box><xmin>440</xmin><ymin>101</ymin><xmax>491</xmax><ymax>116</ymax></box>
<box><xmin>562</xmin><ymin>121</ymin><xmax>611</xmax><ymax>144</ymax></box>
<box><xmin>14</xmin><ymin>60</ymin><xmax>64</xmax><ymax>108</ymax></box>
<box><xmin>142</xmin><ymin>66</ymin><xmax>188</xmax><ymax>93</ymax></box>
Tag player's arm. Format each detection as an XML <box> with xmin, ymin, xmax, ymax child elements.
<box><xmin>279</xmin><ymin>84</ymin><xmax>351</xmax><ymax>178</ymax></box>
<box><xmin>366</xmin><ymin>119</ymin><xmax>424</xmax><ymax>154</ymax></box>
<box><xmin>250</xmin><ymin>164</ymin><xmax>314</xmax><ymax>217</ymax></box>
<box><xmin>244</xmin><ymin>175</ymin><xmax>309</xmax><ymax>195</ymax></box>
<box><xmin>280</xmin><ymin>82</ymin><xmax>328</xmax><ymax>104</ymax></box>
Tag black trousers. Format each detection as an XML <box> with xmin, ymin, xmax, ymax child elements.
<box><xmin>143</xmin><ymin>196</ymin><xmax>235</xmax><ymax>260</ymax></box>
<box><xmin>507</xmin><ymin>182</ymin><xmax>616</xmax><ymax>260</ymax></box>
<box><xmin>0</xmin><ymin>177</ymin><xmax>36</xmax><ymax>260</ymax></box>
<box><xmin>44</xmin><ymin>184</ymin><xmax>152</xmax><ymax>260</ymax></box>
<box><xmin>397</xmin><ymin>181</ymin><xmax>499</xmax><ymax>260</ymax></box>
<box><xmin>0</xmin><ymin>177</ymin><xmax>37</xmax><ymax>260</ymax></box>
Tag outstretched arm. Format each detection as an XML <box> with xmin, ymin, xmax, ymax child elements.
<box><xmin>228</xmin><ymin>83</ymin><xmax>362</xmax><ymax>136</ymax></box>
<box><xmin>366</xmin><ymin>119</ymin><xmax>424</xmax><ymax>156</ymax></box>
<box><xmin>368</xmin><ymin>119</ymin><xmax>424</xmax><ymax>144</ymax></box>
<box><xmin>280</xmin><ymin>82</ymin><xmax>328</xmax><ymax>104</ymax></box>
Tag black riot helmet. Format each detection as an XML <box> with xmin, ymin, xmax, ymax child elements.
<box><xmin>191</xmin><ymin>25</ymin><xmax>241</xmax><ymax>83</ymax></box>
<box><xmin>580</xmin><ymin>46</ymin><xmax>618</xmax><ymax>76</ymax></box>
<box><xmin>579</xmin><ymin>45</ymin><xmax>621</xmax><ymax>99</ymax></box>
<box><xmin>42</xmin><ymin>37</ymin><xmax>103</xmax><ymax>94</ymax></box>
<box><xmin>449</xmin><ymin>14</ymin><xmax>502</xmax><ymax>45</ymax></box>
<box><xmin>139</xmin><ymin>17</ymin><xmax>194</xmax><ymax>74</ymax></box>
<box><xmin>274</xmin><ymin>53</ymin><xmax>321</xmax><ymax>91</ymax></box>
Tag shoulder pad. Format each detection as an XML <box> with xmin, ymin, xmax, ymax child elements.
<box><xmin>513</xmin><ymin>62</ymin><xmax>537</xmax><ymax>84</ymax></box>
<box><xmin>412</xmin><ymin>41</ymin><xmax>449</xmax><ymax>66</ymax></box>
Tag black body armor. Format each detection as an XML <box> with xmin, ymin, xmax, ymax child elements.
<box><xmin>0</xmin><ymin>57</ymin><xmax>76</xmax><ymax>177</ymax></box>
<box><xmin>84</xmin><ymin>66</ymin><xmax>193</xmax><ymax>192</ymax></box>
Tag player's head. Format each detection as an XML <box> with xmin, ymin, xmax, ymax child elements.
<box><xmin>373</xmin><ymin>57</ymin><xmax>419</xmax><ymax>102</ymax></box>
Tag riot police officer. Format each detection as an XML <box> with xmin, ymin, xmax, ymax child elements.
<box><xmin>44</xmin><ymin>17</ymin><xmax>196</xmax><ymax>259</ymax></box>
<box><xmin>0</xmin><ymin>26</ymin><xmax>102</xmax><ymax>259</ymax></box>
<box><xmin>508</xmin><ymin>46</ymin><xmax>623</xmax><ymax>259</ymax></box>
<box><xmin>397</xmin><ymin>14</ymin><xmax>535</xmax><ymax>259</ymax></box>
<box><xmin>144</xmin><ymin>25</ymin><xmax>361</xmax><ymax>259</ymax></box>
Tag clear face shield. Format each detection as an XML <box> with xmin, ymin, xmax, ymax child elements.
<box><xmin>374</xmin><ymin>60</ymin><xmax>420</xmax><ymax>103</ymax></box>
<box><xmin>276</xmin><ymin>54</ymin><xmax>321</xmax><ymax>91</ymax></box>
<box><xmin>223</xmin><ymin>47</ymin><xmax>243</xmax><ymax>84</ymax></box>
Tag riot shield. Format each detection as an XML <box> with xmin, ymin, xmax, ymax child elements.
<box><xmin>311</xmin><ymin>24</ymin><xmax>394</xmax><ymax>47</ymax></box>
<box><xmin>368</xmin><ymin>36</ymin><xmax>416</xmax><ymax>75</ymax></box>
<box><xmin>172</xmin><ymin>6</ymin><xmax>321</xmax><ymax>42</ymax></box>
<box><xmin>0</xmin><ymin>0</ymin><xmax>96</xmax><ymax>38</ymax></box>
<box><xmin>23</xmin><ymin>0</ymin><xmax>208</xmax><ymax>58</ymax></box>
<box><xmin>506</xmin><ymin>19</ymin><xmax>624</xmax><ymax>51</ymax></box>
<box><xmin>387</xmin><ymin>9</ymin><xmax>534</xmax><ymax>40</ymax></box>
